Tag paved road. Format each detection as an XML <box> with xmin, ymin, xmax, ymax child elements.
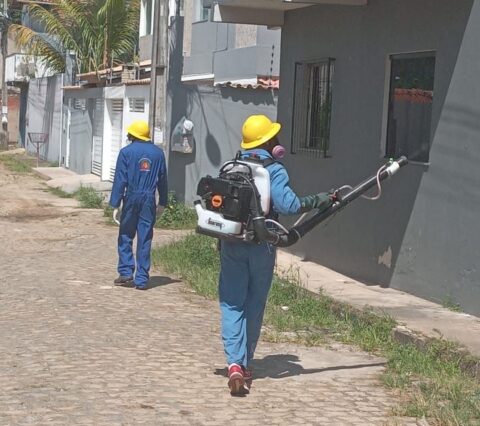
<box><xmin>0</xmin><ymin>162</ymin><xmax>414</xmax><ymax>425</ymax></box>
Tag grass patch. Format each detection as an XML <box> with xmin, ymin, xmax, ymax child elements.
<box><xmin>152</xmin><ymin>233</ymin><xmax>219</xmax><ymax>298</ymax></box>
<box><xmin>102</xmin><ymin>192</ymin><xmax>197</xmax><ymax>228</ymax></box>
<box><xmin>0</xmin><ymin>154</ymin><xmax>36</xmax><ymax>173</ymax></box>
<box><xmin>153</xmin><ymin>234</ymin><xmax>480</xmax><ymax>425</ymax></box>
<box><xmin>45</xmin><ymin>186</ymin><xmax>74</xmax><ymax>198</ymax></box>
<box><xmin>155</xmin><ymin>192</ymin><xmax>197</xmax><ymax>230</ymax></box>
<box><xmin>0</xmin><ymin>153</ymin><xmax>55</xmax><ymax>173</ymax></box>
<box><xmin>442</xmin><ymin>296</ymin><xmax>462</xmax><ymax>313</ymax></box>
<box><xmin>75</xmin><ymin>186</ymin><xmax>104</xmax><ymax>209</ymax></box>
<box><xmin>103</xmin><ymin>204</ymin><xmax>118</xmax><ymax>226</ymax></box>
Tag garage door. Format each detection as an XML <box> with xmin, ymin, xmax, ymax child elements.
<box><xmin>91</xmin><ymin>98</ymin><xmax>104</xmax><ymax>176</ymax></box>
<box><xmin>109</xmin><ymin>99</ymin><xmax>124</xmax><ymax>181</ymax></box>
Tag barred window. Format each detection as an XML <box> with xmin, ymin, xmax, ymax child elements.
<box><xmin>129</xmin><ymin>97</ymin><xmax>145</xmax><ymax>113</ymax></box>
<box><xmin>292</xmin><ymin>58</ymin><xmax>335</xmax><ymax>158</ymax></box>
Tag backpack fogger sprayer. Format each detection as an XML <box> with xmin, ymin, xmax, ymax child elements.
<box><xmin>194</xmin><ymin>153</ymin><xmax>408</xmax><ymax>248</ymax></box>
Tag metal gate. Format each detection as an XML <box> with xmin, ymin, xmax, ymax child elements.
<box><xmin>109</xmin><ymin>99</ymin><xmax>124</xmax><ymax>181</ymax></box>
<box><xmin>91</xmin><ymin>98</ymin><xmax>104</xmax><ymax>176</ymax></box>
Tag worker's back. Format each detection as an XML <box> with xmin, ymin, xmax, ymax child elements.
<box><xmin>120</xmin><ymin>141</ymin><xmax>166</xmax><ymax>195</ymax></box>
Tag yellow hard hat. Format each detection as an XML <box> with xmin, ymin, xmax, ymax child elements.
<box><xmin>241</xmin><ymin>115</ymin><xmax>281</xmax><ymax>150</ymax></box>
<box><xmin>127</xmin><ymin>120</ymin><xmax>150</xmax><ymax>141</ymax></box>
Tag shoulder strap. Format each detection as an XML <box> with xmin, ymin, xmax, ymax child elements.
<box><xmin>261</xmin><ymin>158</ymin><xmax>275</xmax><ymax>167</ymax></box>
<box><xmin>262</xmin><ymin>158</ymin><xmax>283</xmax><ymax>168</ymax></box>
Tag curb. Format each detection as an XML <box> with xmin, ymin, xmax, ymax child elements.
<box><xmin>31</xmin><ymin>168</ymin><xmax>52</xmax><ymax>181</ymax></box>
<box><xmin>392</xmin><ymin>325</ymin><xmax>480</xmax><ymax>379</ymax></box>
<box><xmin>300</xmin><ymin>284</ymin><xmax>480</xmax><ymax>380</ymax></box>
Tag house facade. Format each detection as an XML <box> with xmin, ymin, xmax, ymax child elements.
<box><xmin>214</xmin><ymin>0</ymin><xmax>480</xmax><ymax>315</ymax></box>
<box><xmin>164</xmin><ymin>0</ymin><xmax>281</xmax><ymax>203</ymax></box>
<box><xmin>62</xmin><ymin>71</ymin><xmax>151</xmax><ymax>178</ymax></box>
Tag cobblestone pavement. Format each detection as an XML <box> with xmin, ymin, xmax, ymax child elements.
<box><xmin>0</xmin><ymin>163</ymin><xmax>415</xmax><ymax>425</ymax></box>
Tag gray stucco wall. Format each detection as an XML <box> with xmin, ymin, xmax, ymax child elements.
<box><xmin>167</xmin><ymin>85</ymin><xmax>278</xmax><ymax>204</ymax></box>
<box><xmin>139</xmin><ymin>35</ymin><xmax>152</xmax><ymax>62</ymax></box>
<box><xmin>278</xmin><ymin>0</ymin><xmax>479</xmax><ymax>314</ymax></box>
<box><xmin>25</xmin><ymin>75</ymin><xmax>63</xmax><ymax>164</ymax></box>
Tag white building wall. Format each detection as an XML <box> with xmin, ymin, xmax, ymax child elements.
<box><xmin>123</xmin><ymin>85</ymin><xmax>151</xmax><ymax>139</ymax></box>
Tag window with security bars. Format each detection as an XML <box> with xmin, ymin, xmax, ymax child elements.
<box><xmin>292</xmin><ymin>58</ymin><xmax>335</xmax><ymax>158</ymax></box>
<box><xmin>129</xmin><ymin>97</ymin><xmax>145</xmax><ymax>113</ymax></box>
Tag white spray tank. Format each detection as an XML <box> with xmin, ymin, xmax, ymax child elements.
<box><xmin>226</xmin><ymin>159</ymin><xmax>271</xmax><ymax>215</ymax></box>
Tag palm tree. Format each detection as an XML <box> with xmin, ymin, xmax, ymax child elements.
<box><xmin>9</xmin><ymin>0</ymin><xmax>140</xmax><ymax>74</ymax></box>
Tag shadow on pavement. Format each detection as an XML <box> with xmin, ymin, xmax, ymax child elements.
<box><xmin>116</xmin><ymin>276</ymin><xmax>181</xmax><ymax>290</ymax></box>
<box><xmin>148</xmin><ymin>276</ymin><xmax>181</xmax><ymax>289</ymax></box>
<box><xmin>214</xmin><ymin>354</ymin><xmax>386</xmax><ymax>380</ymax></box>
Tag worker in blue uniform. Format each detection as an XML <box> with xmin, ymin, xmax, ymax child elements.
<box><xmin>110</xmin><ymin>120</ymin><xmax>168</xmax><ymax>290</ymax></box>
<box><xmin>221</xmin><ymin>115</ymin><xmax>334</xmax><ymax>395</ymax></box>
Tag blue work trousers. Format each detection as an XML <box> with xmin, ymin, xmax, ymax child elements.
<box><xmin>219</xmin><ymin>241</ymin><xmax>276</xmax><ymax>367</ymax></box>
<box><xmin>118</xmin><ymin>193</ymin><xmax>156</xmax><ymax>287</ymax></box>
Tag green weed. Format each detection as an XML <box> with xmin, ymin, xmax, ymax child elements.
<box><xmin>442</xmin><ymin>296</ymin><xmax>462</xmax><ymax>313</ymax></box>
<box><xmin>103</xmin><ymin>204</ymin><xmax>118</xmax><ymax>226</ymax></box>
<box><xmin>156</xmin><ymin>192</ymin><xmax>197</xmax><ymax>230</ymax></box>
<box><xmin>75</xmin><ymin>186</ymin><xmax>104</xmax><ymax>209</ymax></box>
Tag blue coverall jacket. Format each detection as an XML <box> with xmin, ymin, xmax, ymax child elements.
<box><xmin>110</xmin><ymin>139</ymin><xmax>168</xmax><ymax>287</ymax></box>
<box><xmin>219</xmin><ymin>148</ymin><xmax>303</xmax><ymax>368</ymax></box>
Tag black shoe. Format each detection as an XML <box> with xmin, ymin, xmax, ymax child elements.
<box><xmin>135</xmin><ymin>285</ymin><xmax>147</xmax><ymax>290</ymax></box>
<box><xmin>114</xmin><ymin>275</ymin><xmax>133</xmax><ymax>285</ymax></box>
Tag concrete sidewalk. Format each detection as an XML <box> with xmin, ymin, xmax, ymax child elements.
<box><xmin>276</xmin><ymin>250</ymin><xmax>480</xmax><ymax>357</ymax></box>
<box><xmin>33</xmin><ymin>167</ymin><xmax>112</xmax><ymax>194</ymax></box>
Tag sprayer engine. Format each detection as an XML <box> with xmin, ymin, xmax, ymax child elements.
<box><xmin>195</xmin><ymin>154</ymin><xmax>273</xmax><ymax>241</ymax></box>
<box><xmin>197</xmin><ymin>175</ymin><xmax>253</xmax><ymax>223</ymax></box>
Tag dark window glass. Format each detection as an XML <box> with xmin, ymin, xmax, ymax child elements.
<box><xmin>386</xmin><ymin>52</ymin><xmax>436</xmax><ymax>163</ymax></box>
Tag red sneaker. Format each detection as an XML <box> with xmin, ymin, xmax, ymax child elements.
<box><xmin>243</xmin><ymin>366</ymin><xmax>253</xmax><ymax>390</ymax></box>
<box><xmin>228</xmin><ymin>364</ymin><xmax>246</xmax><ymax>396</ymax></box>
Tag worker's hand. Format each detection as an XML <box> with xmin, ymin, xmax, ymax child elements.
<box><xmin>113</xmin><ymin>208</ymin><xmax>120</xmax><ymax>225</ymax></box>
<box><xmin>299</xmin><ymin>193</ymin><xmax>333</xmax><ymax>213</ymax></box>
<box><xmin>156</xmin><ymin>205</ymin><xmax>165</xmax><ymax>218</ymax></box>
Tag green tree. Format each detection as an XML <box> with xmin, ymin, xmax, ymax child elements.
<box><xmin>9</xmin><ymin>0</ymin><xmax>140</xmax><ymax>74</ymax></box>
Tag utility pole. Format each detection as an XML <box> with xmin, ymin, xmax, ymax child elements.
<box><xmin>0</xmin><ymin>0</ymin><xmax>8</xmax><ymax>149</ymax></box>
<box><xmin>149</xmin><ymin>0</ymin><xmax>169</xmax><ymax>146</ymax></box>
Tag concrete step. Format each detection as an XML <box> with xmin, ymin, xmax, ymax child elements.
<box><xmin>33</xmin><ymin>167</ymin><xmax>112</xmax><ymax>194</ymax></box>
